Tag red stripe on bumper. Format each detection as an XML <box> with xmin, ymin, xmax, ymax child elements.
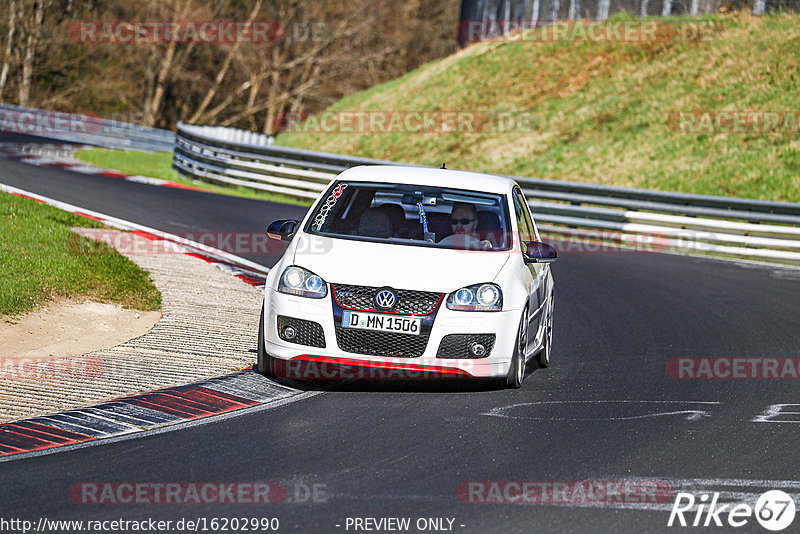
<box><xmin>291</xmin><ymin>355</ymin><xmax>472</xmax><ymax>376</ymax></box>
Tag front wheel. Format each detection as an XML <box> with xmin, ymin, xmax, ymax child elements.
<box><xmin>504</xmin><ymin>311</ymin><xmax>528</xmax><ymax>388</ymax></box>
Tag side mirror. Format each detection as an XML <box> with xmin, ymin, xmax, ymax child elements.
<box><xmin>267</xmin><ymin>219</ymin><xmax>299</xmax><ymax>241</ymax></box>
<box><xmin>523</xmin><ymin>241</ymin><xmax>557</xmax><ymax>264</ymax></box>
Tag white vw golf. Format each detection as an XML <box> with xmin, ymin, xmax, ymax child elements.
<box><xmin>257</xmin><ymin>165</ymin><xmax>556</xmax><ymax>388</ymax></box>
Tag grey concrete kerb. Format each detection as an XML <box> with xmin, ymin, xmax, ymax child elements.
<box><xmin>0</xmin><ymin>231</ymin><xmax>263</xmax><ymax>423</ymax></box>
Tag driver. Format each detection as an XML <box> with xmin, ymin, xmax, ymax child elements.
<box><xmin>450</xmin><ymin>202</ymin><xmax>493</xmax><ymax>250</ymax></box>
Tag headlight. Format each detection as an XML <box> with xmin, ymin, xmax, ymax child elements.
<box><xmin>278</xmin><ymin>266</ymin><xmax>327</xmax><ymax>298</ymax></box>
<box><xmin>446</xmin><ymin>283</ymin><xmax>502</xmax><ymax>311</ymax></box>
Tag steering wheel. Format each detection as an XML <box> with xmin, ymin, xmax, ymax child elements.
<box><xmin>438</xmin><ymin>233</ymin><xmax>484</xmax><ymax>249</ymax></box>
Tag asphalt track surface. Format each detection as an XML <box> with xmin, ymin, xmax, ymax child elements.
<box><xmin>2</xmin><ymin>133</ymin><xmax>800</xmax><ymax>533</ymax></box>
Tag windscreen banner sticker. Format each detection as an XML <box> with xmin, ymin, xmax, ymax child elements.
<box><xmin>313</xmin><ymin>183</ymin><xmax>347</xmax><ymax>231</ymax></box>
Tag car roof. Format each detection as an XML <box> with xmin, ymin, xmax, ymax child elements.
<box><xmin>336</xmin><ymin>165</ymin><xmax>518</xmax><ymax>195</ymax></box>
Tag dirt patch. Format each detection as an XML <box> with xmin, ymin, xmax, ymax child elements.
<box><xmin>0</xmin><ymin>300</ymin><xmax>160</xmax><ymax>358</ymax></box>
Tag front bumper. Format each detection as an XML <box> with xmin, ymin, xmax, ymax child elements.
<box><xmin>262</xmin><ymin>287</ymin><xmax>519</xmax><ymax>379</ymax></box>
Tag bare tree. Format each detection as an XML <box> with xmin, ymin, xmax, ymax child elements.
<box><xmin>187</xmin><ymin>0</ymin><xmax>263</xmax><ymax>124</ymax></box>
<box><xmin>141</xmin><ymin>0</ymin><xmax>208</xmax><ymax>127</ymax></box>
<box><xmin>0</xmin><ymin>1</ymin><xmax>17</xmax><ymax>101</ymax></box>
<box><xmin>0</xmin><ymin>0</ymin><xmax>462</xmax><ymax>129</ymax></box>
<box><xmin>18</xmin><ymin>0</ymin><xmax>50</xmax><ymax>106</ymax></box>
<box><xmin>200</xmin><ymin>0</ymin><xmax>409</xmax><ymax>134</ymax></box>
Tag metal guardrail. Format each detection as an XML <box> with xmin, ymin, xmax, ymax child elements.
<box><xmin>0</xmin><ymin>103</ymin><xmax>173</xmax><ymax>152</ymax></box>
<box><xmin>174</xmin><ymin>122</ymin><xmax>800</xmax><ymax>264</ymax></box>
<box><xmin>173</xmin><ymin>122</ymin><xmax>404</xmax><ymax>199</ymax></box>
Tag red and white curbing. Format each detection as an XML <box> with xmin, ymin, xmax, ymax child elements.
<box><xmin>0</xmin><ymin>181</ymin><xmax>316</xmax><ymax>460</ymax></box>
<box><xmin>0</xmin><ymin>371</ymin><xmax>310</xmax><ymax>460</ymax></box>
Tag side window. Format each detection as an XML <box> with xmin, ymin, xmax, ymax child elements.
<box><xmin>516</xmin><ymin>189</ymin><xmax>539</xmax><ymax>241</ymax></box>
<box><xmin>512</xmin><ymin>190</ymin><xmax>534</xmax><ymax>245</ymax></box>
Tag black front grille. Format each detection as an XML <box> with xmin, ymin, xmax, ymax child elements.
<box><xmin>334</xmin><ymin>326</ymin><xmax>429</xmax><ymax>357</ymax></box>
<box><xmin>277</xmin><ymin>315</ymin><xmax>326</xmax><ymax>348</ymax></box>
<box><xmin>332</xmin><ymin>284</ymin><xmax>442</xmax><ymax>315</ymax></box>
<box><xmin>436</xmin><ymin>334</ymin><xmax>496</xmax><ymax>359</ymax></box>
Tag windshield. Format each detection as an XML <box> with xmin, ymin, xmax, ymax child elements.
<box><xmin>305</xmin><ymin>181</ymin><xmax>512</xmax><ymax>251</ymax></box>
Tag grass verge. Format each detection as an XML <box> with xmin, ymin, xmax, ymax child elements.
<box><xmin>74</xmin><ymin>149</ymin><xmax>312</xmax><ymax>206</ymax></box>
<box><xmin>0</xmin><ymin>191</ymin><xmax>161</xmax><ymax>316</ymax></box>
<box><xmin>276</xmin><ymin>13</ymin><xmax>800</xmax><ymax>203</ymax></box>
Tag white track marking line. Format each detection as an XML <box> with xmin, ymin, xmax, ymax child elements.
<box><xmin>483</xmin><ymin>400</ymin><xmax>722</xmax><ymax>420</ymax></box>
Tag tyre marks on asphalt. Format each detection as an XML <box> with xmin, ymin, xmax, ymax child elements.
<box><xmin>0</xmin><ymin>370</ymin><xmax>300</xmax><ymax>460</ymax></box>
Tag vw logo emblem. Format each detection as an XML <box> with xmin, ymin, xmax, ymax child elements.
<box><xmin>374</xmin><ymin>289</ymin><xmax>397</xmax><ymax>310</ymax></box>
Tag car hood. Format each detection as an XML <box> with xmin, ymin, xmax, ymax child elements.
<box><xmin>290</xmin><ymin>234</ymin><xmax>510</xmax><ymax>293</ymax></box>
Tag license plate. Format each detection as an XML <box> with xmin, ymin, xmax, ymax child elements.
<box><xmin>342</xmin><ymin>310</ymin><xmax>421</xmax><ymax>335</ymax></box>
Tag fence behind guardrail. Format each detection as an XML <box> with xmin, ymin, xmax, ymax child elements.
<box><xmin>457</xmin><ymin>0</ymin><xmax>800</xmax><ymax>47</ymax></box>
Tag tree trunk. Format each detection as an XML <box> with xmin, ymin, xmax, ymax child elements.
<box><xmin>188</xmin><ymin>0</ymin><xmax>262</xmax><ymax>124</ymax></box>
<box><xmin>144</xmin><ymin>0</ymin><xmax>192</xmax><ymax>127</ymax></box>
<box><xmin>144</xmin><ymin>40</ymin><xmax>177</xmax><ymax>126</ymax></box>
<box><xmin>0</xmin><ymin>0</ymin><xmax>17</xmax><ymax>101</ymax></box>
<box><xmin>19</xmin><ymin>1</ymin><xmax>47</xmax><ymax>107</ymax></box>
<box><xmin>246</xmin><ymin>73</ymin><xmax>260</xmax><ymax>130</ymax></box>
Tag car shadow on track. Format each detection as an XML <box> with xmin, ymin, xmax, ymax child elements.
<box><xmin>251</xmin><ymin>360</ymin><xmax>545</xmax><ymax>393</ymax></box>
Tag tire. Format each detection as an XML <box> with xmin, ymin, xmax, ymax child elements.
<box><xmin>256</xmin><ymin>307</ymin><xmax>276</xmax><ymax>378</ymax></box>
<box><xmin>536</xmin><ymin>291</ymin><xmax>554</xmax><ymax>368</ymax></box>
<box><xmin>504</xmin><ymin>311</ymin><xmax>528</xmax><ymax>389</ymax></box>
